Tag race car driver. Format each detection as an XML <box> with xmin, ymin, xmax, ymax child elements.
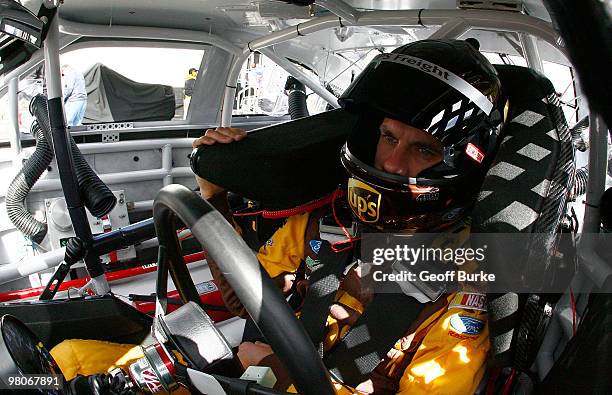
<box><xmin>195</xmin><ymin>39</ymin><xmax>506</xmax><ymax>394</ymax></box>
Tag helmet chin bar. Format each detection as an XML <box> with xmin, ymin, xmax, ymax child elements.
<box><xmin>341</xmin><ymin>144</ymin><xmax>475</xmax><ymax>232</ymax></box>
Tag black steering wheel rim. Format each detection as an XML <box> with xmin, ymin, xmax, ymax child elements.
<box><xmin>153</xmin><ymin>184</ymin><xmax>335</xmax><ymax>395</ymax></box>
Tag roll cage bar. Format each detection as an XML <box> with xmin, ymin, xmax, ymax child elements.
<box><xmin>219</xmin><ymin>8</ymin><xmax>566</xmax><ymax>126</ymax></box>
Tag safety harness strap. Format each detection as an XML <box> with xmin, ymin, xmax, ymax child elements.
<box><xmin>300</xmin><ymin>240</ymin><xmax>353</xmax><ymax>355</ymax></box>
<box><xmin>324</xmin><ymin>290</ymin><xmax>425</xmax><ymax>386</ymax></box>
<box><xmin>299</xmin><ymin>241</ymin><xmax>426</xmax><ymax>387</ymax></box>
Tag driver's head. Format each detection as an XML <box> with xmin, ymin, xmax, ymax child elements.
<box><xmin>339</xmin><ymin>39</ymin><xmax>504</xmax><ymax>232</ymax></box>
<box><xmin>374</xmin><ymin>118</ymin><xmax>443</xmax><ymax>178</ymax></box>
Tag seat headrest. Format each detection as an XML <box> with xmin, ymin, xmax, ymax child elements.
<box><xmin>473</xmin><ymin>65</ymin><xmax>575</xmax><ymax>367</ymax></box>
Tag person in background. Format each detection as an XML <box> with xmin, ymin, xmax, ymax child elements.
<box><xmin>61</xmin><ymin>64</ymin><xmax>87</xmax><ymax>126</ymax></box>
<box><xmin>183</xmin><ymin>67</ymin><xmax>198</xmax><ymax>119</ymax></box>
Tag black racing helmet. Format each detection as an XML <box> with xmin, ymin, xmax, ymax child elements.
<box><xmin>339</xmin><ymin>39</ymin><xmax>504</xmax><ymax>231</ymax></box>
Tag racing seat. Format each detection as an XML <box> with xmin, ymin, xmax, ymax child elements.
<box><xmin>471</xmin><ymin>65</ymin><xmax>575</xmax><ymax>373</ymax></box>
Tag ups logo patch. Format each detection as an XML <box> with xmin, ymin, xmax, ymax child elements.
<box><xmin>347</xmin><ymin>178</ymin><xmax>381</xmax><ymax>223</ymax></box>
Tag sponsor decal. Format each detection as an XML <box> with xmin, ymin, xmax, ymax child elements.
<box><xmin>2</xmin><ymin>23</ymin><xmax>38</xmax><ymax>45</ymax></box>
<box><xmin>449</xmin><ymin>292</ymin><xmax>487</xmax><ymax>312</ymax></box>
<box><xmin>443</xmin><ymin>207</ymin><xmax>463</xmax><ymax>221</ymax></box>
<box><xmin>449</xmin><ymin>314</ymin><xmax>485</xmax><ymax>336</ymax></box>
<box><xmin>448</xmin><ymin>331</ymin><xmax>478</xmax><ymax>341</ymax></box>
<box><xmin>377</xmin><ymin>52</ymin><xmax>451</xmax><ymax>81</ymax></box>
<box><xmin>305</xmin><ymin>256</ymin><xmax>320</xmax><ymax>270</ymax></box>
<box><xmin>265</xmin><ymin>238</ymin><xmax>273</xmax><ymax>247</ymax></box>
<box><xmin>374</xmin><ymin>53</ymin><xmax>494</xmax><ymax>115</ymax></box>
<box><xmin>309</xmin><ymin>239</ymin><xmax>322</xmax><ymax>254</ymax></box>
<box><xmin>195</xmin><ymin>281</ymin><xmax>218</xmax><ymax>295</ymax></box>
<box><xmin>465</xmin><ymin>143</ymin><xmax>485</xmax><ymax>163</ymax></box>
<box><xmin>347</xmin><ymin>178</ymin><xmax>381</xmax><ymax>223</ymax></box>
<box><xmin>141</xmin><ymin>367</ymin><xmax>163</xmax><ymax>393</ymax></box>
<box><xmin>411</xmin><ymin>185</ymin><xmax>440</xmax><ymax>202</ymax></box>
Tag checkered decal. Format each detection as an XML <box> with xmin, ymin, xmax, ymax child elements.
<box><xmin>427</xmin><ymin>99</ymin><xmax>481</xmax><ymax>142</ymax></box>
<box><xmin>473</xmin><ymin>66</ymin><xmax>575</xmax><ymax>235</ymax></box>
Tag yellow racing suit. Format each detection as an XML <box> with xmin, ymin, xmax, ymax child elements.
<box><xmin>251</xmin><ymin>211</ymin><xmax>489</xmax><ymax>394</ymax></box>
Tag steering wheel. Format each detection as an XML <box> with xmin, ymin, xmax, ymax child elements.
<box><xmin>0</xmin><ymin>315</ymin><xmax>67</xmax><ymax>393</ymax></box>
<box><xmin>153</xmin><ymin>184</ymin><xmax>335</xmax><ymax>395</ymax></box>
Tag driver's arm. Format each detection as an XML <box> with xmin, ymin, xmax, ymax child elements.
<box><xmin>208</xmin><ymin>212</ymin><xmax>309</xmax><ymax>318</ymax></box>
<box><xmin>193</xmin><ymin>127</ymin><xmax>300</xmax><ymax>318</ymax></box>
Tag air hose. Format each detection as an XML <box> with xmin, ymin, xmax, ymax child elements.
<box><xmin>285</xmin><ymin>76</ymin><xmax>309</xmax><ymax>120</ymax></box>
<box><xmin>5</xmin><ymin>95</ymin><xmax>116</xmax><ymax>243</ymax></box>
<box><xmin>5</xmin><ymin>121</ymin><xmax>53</xmax><ymax>244</ymax></box>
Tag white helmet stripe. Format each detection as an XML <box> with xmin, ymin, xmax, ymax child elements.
<box><xmin>374</xmin><ymin>53</ymin><xmax>494</xmax><ymax>115</ymax></box>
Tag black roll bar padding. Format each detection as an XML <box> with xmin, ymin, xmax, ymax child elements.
<box><xmin>153</xmin><ymin>184</ymin><xmax>335</xmax><ymax>395</ymax></box>
<box><xmin>92</xmin><ymin>217</ymin><xmax>157</xmax><ymax>256</ymax></box>
<box><xmin>155</xmin><ymin>244</ymin><xmax>171</xmax><ymax>316</ymax></box>
<box><xmin>46</xmin><ymin>96</ymin><xmax>104</xmax><ymax>277</ymax></box>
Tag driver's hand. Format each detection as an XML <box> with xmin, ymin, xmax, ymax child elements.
<box><xmin>237</xmin><ymin>341</ymin><xmax>274</xmax><ymax>369</ymax></box>
<box><xmin>193</xmin><ymin>127</ymin><xmax>247</xmax><ymax>147</ymax></box>
<box><xmin>193</xmin><ymin>127</ymin><xmax>247</xmax><ymax>199</ymax></box>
